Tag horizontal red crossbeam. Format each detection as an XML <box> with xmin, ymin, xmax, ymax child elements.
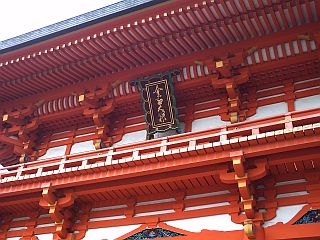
<box><xmin>0</xmin><ymin>107</ymin><xmax>319</xmax><ymax>200</ymax></box>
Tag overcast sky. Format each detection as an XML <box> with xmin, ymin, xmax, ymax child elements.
<box><xmin>0</xmin><ymin>0</ymin><xmax>122</xmax><ymax>41</ymax></box>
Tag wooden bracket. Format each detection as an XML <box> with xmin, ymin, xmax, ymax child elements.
<box><xmin>2</xmin><ymin>104</ymin><xmax>36</xmax><ymax>127</ymax></box>
<box><xmin>17</xmin><ymin>119</ymin><xmax>39</xmax><ymax>140</ymax></box>
<box><xmin>213</xmin><ymin>51</ymin><xmax>244</xmax><ymax>78</ymax></box>
<box><xmin>83</xmin><ymin>99</ymin><xmax>115</xmax><ymax>149</ymax></box>
<box><xmin>2</xmin><ymin>114</ymin><xmax>24</xmax><ymax>126</ymax></box>
<box><xmin>0</xmin><ymin>133</ymin><xmax>25</xmax><ymax>164</ymax></box>
<box><xmin>78</xmin><ymin>94</ymin><xmax>101</xmax><ymax>108</ymax></box>
<box><xmin>0</xmin><ymin>134</ymin><xmax>23</xmax><ymax>148</ymax></box>
<box><xmin>0</xmin><ymin>145</ymin><xmax>14</xmax><ymax>160</ymax></box>
<box><xmin>208</xmin><ymin>51</ymin><xmax>250</xmax><ymax>123</ymax></box>
<box><xmin>173</xmin><ymin>191</ymin><xmax>186</xmax><ymax>212</ymax></box>
<box><xmin>231</xmin><ymin>150</ymin><xmax>245</xmax><ymax>177</ymax></box>
<box><xmin>124</xmin><ymin>199</ymin><xmax>136</xmax><ymax>218</ymax></box>
<box><xmin>1</xmin><ymin>115</ymin><xmax>39</xmax><ymax>164</ymax></box>
<box><xmin>39</xmin><ymin>185</ymin><xmax>77</xmax><ymax>239</ymax></box>
<box><xmin>17</xmin><ymin>122</ymin><xmax>39</xmax><ymax>163</ymax></box>
<box><xmin>79</xmin><ymin>83</ymin><xmax>112</xmax><ymax>109</ymax></box>
<box><xmin>219</xmin><ymin>152</ymin><xmax>267</xmax><ymax>239</ymax></box>
<box><xmin>83</xmin><ymin>98</ymin><xmax>115</xmax><ymax>116</ymax></box>
<box><xmin>92</xmin><ymin>112</ymin><xmax>104</xmax><ymax>126</ymax></box>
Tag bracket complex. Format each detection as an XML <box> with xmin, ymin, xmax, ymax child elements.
<box><xmin>220</xmin><ymin>150</ymin><xmax>267</xmax><ymax>239</ymax></box>
<box><xmin>79</xmin><ymin>84</ymin><xmax>115</xmax><ymax>149</ymax></box>
<box><xmin>39</xmin><ymin>183</ymin><xmax>77</xmax><ymax>239</ymax></box>
<box><xmin>205</xmin><ymin>51</ymin><xmax>250</xmax><ymax>123</ymax></box>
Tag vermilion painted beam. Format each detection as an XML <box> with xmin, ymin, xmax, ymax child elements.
<box><xmin>0</xmin><ymin>132</ymin><xmax>319</xmax><ymax>200</ymax></box>
<box><xmin>265</xmin><ymin>222</ymin><xmax>320</xmax><ymax>240</ymax></box>
<box><xmin>0</xmin><ymin>134</ymin><xmax>23</xmax><ymax>147</ymax></box>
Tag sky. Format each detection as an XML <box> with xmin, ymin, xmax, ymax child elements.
<box><xmin>0</xmin><ymin>0</ymin><xmax>122</xmax><ymax>41</ymax></box>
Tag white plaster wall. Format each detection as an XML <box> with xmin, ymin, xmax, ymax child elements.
<box><xmin>0</xmin><ymin>164</ymin><xmax>7</xmax><ymax>173</ymax></box>
<box><xmin>166</xmin><ymin>214</ymin><xmax>243</xmax><ymax>232</ymax></box>
<box><xmin>38</xmin><ymin>145</ymin><xmax>67</xmax><ymax>159</ymax></box>
<box><xmin>36</xmin><ymin>234</ymin><xmax>53</xmax><ymax>240</ymax></box>
<box><xmin>247</xmin><ymin>102</ymin><xmax>288</xmax><ymax>120</ymax></box>
<box><xmin>113</xmin><ymin>130</ymin><xmax>146</xmax><ymax>146</ymax></box>
<box><xmin>83</xmin><ymin>224</ymin><xmax>141</xmax><ymax>240</ymax></box>
<box><xmin>263</xmin><ymin>204</ymin><xmax>306</xmax><ymax>227</ymax></box>
<box><xmin>294</xmin><ymin>94</ymin><xmax>320</xmax><ymax>111</ymax></box>
<box><xmin>70</xmin><ymin>140</ymin><xmax>96</xmax><ymax>154</ymax></box>
<box><xmin>191</xmin><ymin>116</ymin><xmax>229</xmax><ymax>132</ymax></box>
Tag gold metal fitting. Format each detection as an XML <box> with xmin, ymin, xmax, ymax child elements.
<box><xmin>244</xmin><ymin>220</ymin><xmax>256</xmax><ymax>238</ymax></box>
<box><xmin>215</xmin><ymin>60</ymin><xmax>224</xmax><ymax>68</ymax></box>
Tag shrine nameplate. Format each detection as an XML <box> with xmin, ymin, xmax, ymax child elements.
<box><xmin>131</xmin><ymin>70</ymin><xmax>181</xmax><ymax>139</ymax></box>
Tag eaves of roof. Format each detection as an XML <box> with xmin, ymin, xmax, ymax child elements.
<box><xmin>0</xmin><ymin>0</ymin><xmax>166</xmax><ymax>54</ymax></box>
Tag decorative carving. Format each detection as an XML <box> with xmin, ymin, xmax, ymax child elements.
<box><xmin>124</xmin><ymin>228</ymin><xmax>185</xmax><ymax>240</ymax></box>
<box><xmin>294</xmin><ymin>209</ymin><xmax>320</xmax><ymax>224</ymax></box>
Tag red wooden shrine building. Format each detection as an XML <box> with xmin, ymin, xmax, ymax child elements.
<box><xmin>0</xmin><ymin>0</ymin><xmax>320</xmax><ymax>239</ymax></box>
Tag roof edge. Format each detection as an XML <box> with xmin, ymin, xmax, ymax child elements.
<box><xmin>0</xmin><ymin>0</ymin><xmax>166</xmax><ymax>54</ymax></box>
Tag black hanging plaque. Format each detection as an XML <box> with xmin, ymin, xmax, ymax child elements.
<box><xmin>131</xmin><ymin>70</ymin><xmax>181</xmax><ymax>139</ymax></box>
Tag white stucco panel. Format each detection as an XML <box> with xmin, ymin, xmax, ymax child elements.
<box><xmin>166</xmin><ymin>214</ymin><xmax>243</xmax><ymax>232</ymax></box>
<box><xmin>36</xmin><ymin>234</ymin><xmax>54</xmax><ymax>240</ymax></box>
<box><xmin>0</xmin><ymin>164</ymin><xmax>8</xmax><ymax>173</ymax></box>
<box><xmin>263</xmin><ymin>204</ymin><xmax>306</xmax><ymax>227</ymax></box>
<box><xmin>70</xmin><ymin>140</ymin><xmax>96</xmax><ymax>154</ymax></box>
<box><xmin>192</xmin><ymin>116</ymin><xmax>229</xmax><ymax>132</ymax></box>
<box><xmin>248</xmin><ymin>102</ymin><xmax>288</xmax><ymax>120</ymax></box>
<box><xmin>38</xmin><ymin>145</ymin><xmax>67</xmax><ymax>159</ymax></box>
<box><xmin>294</xmin><ymin>94</ymin><xmax>320</xmax><ymax>111</ymax></box>
<box><xmin>83</xmin><ymin>224</ymin><xmax>141</xmax><ymax>240</ymax></box>
<box><xmin>113</xmin><ymin>130</ymin><xmax>146</xmax><ymax>146</ymax></box>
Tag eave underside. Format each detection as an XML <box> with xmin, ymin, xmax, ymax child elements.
<box><xmin>0</xmin><ymin>0</ymin><xmax>319</xmax><ymax>103</ymax></box>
